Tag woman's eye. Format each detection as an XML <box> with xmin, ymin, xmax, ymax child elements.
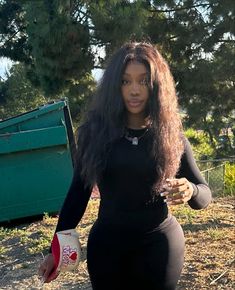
<box><xmin>121</xmin><ymin>79</ymin><xmax>129</xmax><ymax>85</ymax></box>
<box><xmin>140</xmin><ymin>79</ymin><xmax>148</xmax><ymax>86</ymax></box>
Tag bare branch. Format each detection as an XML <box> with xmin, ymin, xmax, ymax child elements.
<box><xmin>150</xmin><ymin>3</ymin><xmax>211</xmax><ymax>13</ymax></box>
<box><xmin>0</xmin><ymin>27</ymin><xmax>25</xmax><ymax>47</ymax></box>
<box><xmin>218</xmin><ymin>39</ymin><xmax>235</xmax><ymax>43</ymax></box>
<box><xmin>93</xmin><ymin>65</ymin><xmax>103</xmax><ymax>69</ymax></box>
<box><xmin>210</xmin><ymin>258</ymin><xmax>234</xmax><ymax>285</ymax></box>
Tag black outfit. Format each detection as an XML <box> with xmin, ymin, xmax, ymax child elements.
<box><xmin>53</xmin><ymin>128</ymin><xmax>211</xmax><ymax>290</ymax></box>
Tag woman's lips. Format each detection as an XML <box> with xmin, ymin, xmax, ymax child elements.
<box><xmin>127</xmin><ymin>100</ymin><xmax>142</xmax><ymax>107</ymax></box>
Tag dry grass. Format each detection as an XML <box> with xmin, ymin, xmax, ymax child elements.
<box><xmin>0</xmin><ymin>197</ymin><xmax>234</xmax><ymax>290</ymax></box>
<box><xmin>171</xmin><ymin>197</ymin><xmax>235</xmax><ymax>289</ymax></box>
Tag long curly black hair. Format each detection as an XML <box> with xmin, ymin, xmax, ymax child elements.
<box><xmin>76</xmin><ymin>42</ymin><xmax>184</xmax><ymax>191</ymax></box>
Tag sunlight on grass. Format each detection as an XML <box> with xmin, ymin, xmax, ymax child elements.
<box><xmin>0</xmin><ymin>245</ymin><xmax>7</xmax><ymax>256</ymax></box>
<box><xmin>206</xmin><ymin>226</ymin><xmax>226</xmax><ymax>240</ymax></box>
<box><xmin>170</xmin><ymin>204</ymin><xmax>197</xmax><ymax>224</ymax></box>
<box><xmin>0</xmin><ymin>197</ymin><xmax>234</xmax><ymax>289</ymax></box>
<box><xmin>42</xmin><ymin>212</ymin><xmax>58</xmax><ymax>225</ymax></box>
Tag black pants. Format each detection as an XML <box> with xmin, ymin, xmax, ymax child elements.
<box><xmin>87</xmin><ymin>215</ymin><xmax>185</xmax><ymax>290</ymax></box>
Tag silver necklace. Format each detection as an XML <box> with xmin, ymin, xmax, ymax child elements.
<box><xmin>125</xmin><ymin>128</ymin><xmax>149</xmax><ymax>145</ymax></box>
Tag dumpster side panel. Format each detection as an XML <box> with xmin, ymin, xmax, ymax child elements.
<box><xmin>0</xmin><ymin>126</ymin><xmax>67</xmax><ymax>154</ymax></box>
<box><xmin>0</xmin><ymin>145</ymin><xmax>73</xmax><ymax>222</ymax></box>
<box><xmin>0</xmin><ymin>109</ymin><xmax>64</xmax><ymax>134</ymax></box>
<box><xmin>0</xmin><ymin>100</ymin><xmax>76</xmax><ymax>222</ymax></box>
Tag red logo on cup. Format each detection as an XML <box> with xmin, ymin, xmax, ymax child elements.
<box><xmin>62</xmin><ymin>245</ymin><xmax>77</xmax><ymax>267</ymax></box>
<box><xmin>70</xmin><ymin>252</ymin><xmax>77</xmax><ymax>261</ymax></box>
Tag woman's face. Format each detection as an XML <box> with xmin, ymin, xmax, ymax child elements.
<box><xmin>121</xmin><ymin>61</ymin><xmax>149</xmax><ymax>118</ymax></box>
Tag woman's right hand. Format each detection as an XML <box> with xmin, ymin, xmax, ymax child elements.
<box><xmin>38</xmin><ymin>253</ymin><xmax>59</xmax><ymax>283</ymax></box>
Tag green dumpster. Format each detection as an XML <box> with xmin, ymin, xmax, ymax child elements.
<box><xmin>0</xmin><ymin>100</ymin><xmax>76</xmax><ymax>222</ymax></box>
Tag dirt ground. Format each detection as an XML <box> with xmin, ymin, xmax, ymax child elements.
<box><xmin>0</xmin><ymin>196</ymin><xmax>234</xmax><ymax>290</ymax></box>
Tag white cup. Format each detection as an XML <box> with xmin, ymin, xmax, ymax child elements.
<box><xmin>51</xmin><ymin>229</ymin><xmax>81</xmax><ymax>272</ymax></box>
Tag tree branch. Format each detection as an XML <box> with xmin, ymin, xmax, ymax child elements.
<box><xmin>93</xmin><ymin>65</ymin><xmax>103</xmax><ymax>69</ymax></box>
<box><xmin>218</xmin><ymin>39</ymin><xmax>235</xmax><ymax>43</ymax></box>
<box><xmin>210</xmin><ymin>259</ymin><xmax>234</xmax><ymax>285</ymax></box>
<box><xmin>149</xmin><ymin>3</ymin><xmax>211</xmax><ymax>13</ymax></box>
<box><xmin>88</xmin><ymin>25</ymin><xmax>95</xmax><ymax>31</ymax></box>
<box><xmin>89</xmin><ymin>38</ymin><xmax>105</xmax><ymax>46</ymax></box>
<box><xmin>75</xmin><ymin>7</ymin><xmax>89</xmax><ymax>19</ymax></box>
<box><xmin>0</xmin><ymin>26</ymin><xmax>25</xmax><ymax>47</ymax></box>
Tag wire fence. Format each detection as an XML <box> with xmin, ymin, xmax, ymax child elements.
<box><xmin>197</xmin><ymin>158</ymin><xmax>235</xmax><ymax>196</ymax></box>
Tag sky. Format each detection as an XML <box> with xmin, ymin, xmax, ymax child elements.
<box><xmin>0</xmin><ymin>57</ymin><xmax>12</xmax><ymax>80</ymax></box>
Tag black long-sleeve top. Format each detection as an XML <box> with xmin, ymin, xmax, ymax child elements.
<box><xmin>53</xmin><ymin>128</ymin><xmax>212</xmax><ymax>235</ymax></box>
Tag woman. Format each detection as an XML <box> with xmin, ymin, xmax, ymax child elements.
<box><xmin>38</xmin><ymin>42</ymin><xmax>212</xmax><ymax>290</ymax></box>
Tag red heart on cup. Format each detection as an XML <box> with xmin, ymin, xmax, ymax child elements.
<box><xmin>70</xmin><ymin>252</ymin><xmax>77</xmax><ymax>261</ymax></box>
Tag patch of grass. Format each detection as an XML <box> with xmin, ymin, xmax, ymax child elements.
<box><xmin>20</xmin><ymin>236</ymin><xmax>51</xmax><ymax>254</ymax></box>
<box><xmin>171</xmin><ymin>204</ymin><xmax>197</xmax><ymax>224</ymax></box>
<box><xmin>21</xmin><ymin>263</ymin><xmax>30</xmax><ymax>269</ymax></box>
<box><xmin>0</xmin><ymin>227</ymin><xmax>30</xmax><ymax>239</ymax></box>
<box><xmin>20</xmin><ymin>213</ymin><xmax>56</xmax><ymax>255</ymax></box>
<box><xmin>0</xmin><ymin>245</ymin><xmax>7</xmax><ymax>255</ymax></box>
<box><xmin>206</xmin><ymin>226</ymin><xmax>225</xmax><ymax>240</ymax></box>
<box><xmin>42</xmin><ymin>212</ymin><xmax>57</xmax><ymax>225</ymax></box>
<box><xmin>0</xmin><ymin>227</ymin><xmax>8</xmax><ymax>240</ymax></box>
<box><xmin>0</xmin><ymin>213</ymin><xmax>57</xmax><ymax>256</ymax></box>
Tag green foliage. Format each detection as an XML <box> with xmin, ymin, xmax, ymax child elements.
<box><xmin>0</xmin><ymin>212</ymin><xmax>55</xmax><ymax>257</ymax></box>
<box><xmin>0</xmin><ymin>0</ymin><xmax>234</xmax><ymax>157</ymax></box>
<box><xmin>24</xmin><ymin>0</ymin><xmax>93</xmax><ymax>96</ymax></box>
<box><xmin>0</xmin><ymin>62</ymin><xmax>95</xmax><ymax>122</ymax></box>
<box><xmin>224</xmin><ymin>162</ymin><xmax>235</xmax><ymax>196</ymax></box>
<box><xmin>174</xmin><ymin>1</ymin><xmax>235</xmax><ymax>158</ymax></box>
<box><xmin>184</xmin><ymin>128</ymin><xmax>216</xmax><ymax>160</ymax></box>
<box><xmin>90</xmin><ymin>0</ymin><xmax>148</xmax><ymax>58</ymax></box>
<box><xmin>0</xmin><ymin>63</ymin><xmax>46</xmax><ymax>120</ymax></box>
<box><xmin>20</xmin><ymin>234</ymin><xmax>51</xmax><ymax>255</ymax></box>
<box><xmin>206</xmin><ymin>226</ymin><xmax>224</xmax><ymax>240</ymax></box>
<box><xmin>0</xmin><ymin>0</ymin><xmax>31</xmax><ymax>63</ymax></box>
<box><xmin>172</xmin><ymin>205</ymin><xmax>197</xmax><ymax>225</ymax></box>
<box><xmin>64</xmin><ymin>73</ymin><xmax>96</xmax><ymax>122</ymax></box>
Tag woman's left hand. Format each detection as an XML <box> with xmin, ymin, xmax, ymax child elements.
<box><xmin>160</xmin><ymin>178</ymin><xmax>194</xmax><ymax>206</ymax></box>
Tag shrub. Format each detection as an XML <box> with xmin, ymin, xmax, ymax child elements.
<box><xmin>184</xmin><ymin>128</ymin><xmax>216</xmax><ymax>160</ymax></box>
<box><xmin>224</xmin><ymin>162</ymin><xmax>235</xmax><ymax>196</ymax></box>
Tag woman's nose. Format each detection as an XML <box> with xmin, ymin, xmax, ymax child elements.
<box><xmin>130</xmin><ymin>82</ymin><xmax>140</xmax><ymax>95</ymax></box>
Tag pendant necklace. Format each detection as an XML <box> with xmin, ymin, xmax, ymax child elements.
<box><xmin>125</xmin><ymin>128</ymin><xmax>149</xmax><ymax>145</ymax></box>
